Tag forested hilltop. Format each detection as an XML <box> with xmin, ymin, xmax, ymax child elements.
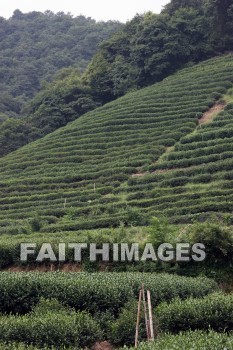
<box><xmin>0</xmin><ymin>0</ymin><xmax>233</xmax><ymax>158</ymax></box>
<box><xmin>83</xmin><ymin>0</ymin><xmax>233</xmax><ymax>101</ymax></box>
<box><xmin>0</xmin><ymin>10</ymin><xmax>122</xmax><ymax>119</ymax></box>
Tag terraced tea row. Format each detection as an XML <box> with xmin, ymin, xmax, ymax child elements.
<box><xmin>0</xmin><ymin>272</ymin><xmax>217</xmax><ymax>313</ymax></box>
<box><xmin>127</xmin><ymin>99</ymin><xmax>233</xmax><ymax>223</ymax></box>
<box><xmin>121</xmin><ymin>331</ymin><xmax>233</xmax><ymax>350</ymax></box>
<box><xmin>0</xmin><ymin>55</ymin><xmax>233</xmax><ymax>232</ymax></box>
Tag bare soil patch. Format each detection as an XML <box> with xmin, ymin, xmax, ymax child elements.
<box><xmin>132</xmin><ymin>171</ymin><xmax>148</xmax><ymax>177</ymax></box>
<box><xmin>131</xmin><ymin>102</ymin><xmax>226</xmax><ymax>179</ymax></box>
<box><xmin>6</xmin><ymin>263</ymin><xmax>82</xmax><ymax>272</ymax></box>
<box><xmin>199</xmin><ymin>102</ymin><xmax>226</xmax><ymax>125</ymax></box>
<box><xmin>92</xmin><ymin>341</ymin><xmax>113</xmax><ymax>350</ymax></box>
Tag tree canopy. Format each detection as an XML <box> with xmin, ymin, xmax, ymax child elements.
<box><xmin>1</xmin><ymin>0</ymin><xmax>233</xmax><ymax>157</ymax></box>
<box><xmin>0</xmin><ymin>10</ymin><xmax>122</xmax><ymax>118</ymax></box>
<box><xmin>83</xmin><ymin>0</ymin><xmax>233</xmax><ymax>100</ymax></box>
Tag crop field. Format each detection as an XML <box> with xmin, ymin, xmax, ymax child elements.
<box><xmin>128</xmin><ymin>94</ymin><xmax>233</xmax><ymax>223</ymax></box>
<box><xmin>120</xmin><ymin>330</ymin><xmax>233</xmax><ymax>350</ymax></box>
<box><xmin>0</xmin><ymin>55</ymin><xmax>233</xmax><ymax>234</ymax></box>
<box><xmin>0</xmin><ymin>272</ymin><xmax>217</xmax><ymax>314</ymax></box>
<box><xmin>0</xmin><ymin>272</ymin><xmax>231</xmax><ymax>349</ymax></box>
<box><xmin>1</xmin><ymin>4</ymin><xmax>233</xmax><ymax>348</ymax></box>
<box><xmin>0</xmin><ymin>55</ymin><xmax>233</xmax><ymax>349</ymax></box>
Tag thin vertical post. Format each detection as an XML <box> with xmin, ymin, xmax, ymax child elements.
<box><xmin>147</xmin><ymin>290</ymin><xmax>154</xmax><ymax>341</ymax></box>
<box><xmin>142</xmin><ymin>285</ymin><xmax>150</xmax><ymax>340</ymax></box>
<box><xmin>135</xmin><ymin>289</ymin><xmax>142</xmax><ymax>347</ymax></box>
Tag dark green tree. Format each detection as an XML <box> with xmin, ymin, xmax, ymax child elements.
<box><xmin>0</xmin><ymin>11</ymin><xmax>122</xmax><ymax>118</ymax></box>
<box><xmin>0</xmin><ymin>119</ymin><xmax>39</xmax><ymax>157</ymax></box>
<box><xmin>205</xmin><ymin>0</ymin><xmax>233</xmax><ymax>51</ymax></box>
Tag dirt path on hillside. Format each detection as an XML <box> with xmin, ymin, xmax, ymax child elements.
<box><xmin>131</xmin><ymin>102</ymin><xmax>226</xmax><ymax>178</ymax></box>
<box><xmin>132</xmin><ymin>171</ymin><xmax>149</xmax><ymax>177</ymax></box>
<box><xmin>198</xmin><ymin>102</ymin><xmax>226</xmax><ymax>125</ymax></box>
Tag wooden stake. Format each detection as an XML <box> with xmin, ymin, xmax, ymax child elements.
<box><xmin>64</xmin><ymin>198</ymin><xmax>67</xmax><ymax>209</ymax></box>
<box><xmin>142</xmin><ymin>285</ymin><xmax>150</xmax><ymax>340</ymax></box>
<box><xmin>135</xmin><ymin>289</ymin><xmax>142</xmax><ymax>347</ymax></box>
<box><xmin>147</xmin><ymin>290</ymin><xmax>154</xmax><ymax>341</ymax></box>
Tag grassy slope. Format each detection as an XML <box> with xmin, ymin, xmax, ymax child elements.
<box><xmin>0</xmin><ymin>55</ymin><xmax>233</xmax><ymax>234</ymax></box>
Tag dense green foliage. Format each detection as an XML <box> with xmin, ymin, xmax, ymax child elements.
<box><xmin>26</xmin><ymin>68</ymin><xmax>101</xmax><ymax>134</ymax></box>
<box><xmin>114</xmin><ymin>292</ymin><xmax>233</xmax><ymax>346</ymax></box>
<box><xmin>129</xmin><ymin>91</ymin><xmax>233</xmax><ymax>224</ymax></box>
<box><xmin>0</xmin><ymin>55</ymin><xmax>233</xmax><ymax>233</ymax></box>
<box><xmin>0</xmin><ymin>10</ymin><xmax>121</xmax><ymax>119</ymax></box>
<box><xmin>120</xmin><ymin>330</ymin><xmax>233</xmax><ymax>350</ymax></box>
<box><xmin>0</xmin><ymin>12</ymin><xmax>121</xmax><ymax>157</ymax></box>
<box><xmin>0</xmin><ymin>272</ymin><xmax>221</xmax><ymax>348</ymax></box>
<box><xmin>0</xmin><ymin>225</ymin><xmax>143</xmax><ymax>268</ymax></box>
<box><xmin>0</xmin><ymin>119</ymin><xmax>40</xmax><ymax>157</ymax></box>
<box><xmin>0</xmin><ymin>68</ymin><xmax>102</xmax><ymax>157</ymax></box>
<box><xmin>83</xmin><ymin>0</ymin><xmax>233</xmax><ymax>101</ymax></box>
<box><xmin>0</xmin><ymin>330</ymin><xmax>233</xmax><ymax>349</ymax></box>
<box><xmin>0</xmin><ymin>345</ymin><xmax>65</xmax><ymax>349</ymax></box>
<box><xmin>0</xmin><ymin>290</ymin><xmax>231</xmax><ymax>349</ymax></box>
<box><xmin>156</xmin><ymin>292</ymin><xmax>233</xmax><ymax>333</ymax></box>
<box><xmin>0</xmin><ymin>272</ymin><xmax>217</xmax><ymax>315</ymax></box>
<box><xmin>182</xmin><ymin>222</ymin><xmax>233</xmax><ymax>268</ymax></box>
<box><xmin>0</xmin><ymin>272</ymin><xmax>217</xmax><ymax>314</ymax></box>
<box><xmin>1</xmin><ymin>0</ymin><xmax>233</xmax><ymax>158</ymax></box>
<box><xmin>1</xmin><ymin>3</ymin><xmax>233</xmax><ymax>348</ymax></box>
<box><xmin>1</xmin><ymin>0</ymin><xmax>233</xmax><ymax>157</ymax></box>
<box><xmin>0</xmin><ymin>298</ymin><xmax>101</xmax><ymax>348</ymax></box>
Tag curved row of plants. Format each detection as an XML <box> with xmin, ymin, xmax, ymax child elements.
<box><xmin>0</xmin><ymin>56</ymin><xmax>233</xmax><ymax>233</ymax></box>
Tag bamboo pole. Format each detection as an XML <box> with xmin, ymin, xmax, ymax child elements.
<box><xmin>142</xmin><ymin>285</ymin><xmax>150</xmax><ymax>340</ymax></box>
<box><xmin>147</xmin><ymin>290</ymin><xmax>154</xmax><ymax>341</ymax></box>
<box><xmin>135</xmin><ymin>289</ymin><xmax>142</xmax><ymax>347</ymax></box>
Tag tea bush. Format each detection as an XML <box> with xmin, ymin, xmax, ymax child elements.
<box><xmin>156</xmin><ymin>293</ymin><xmax>233</xmax><ymax>333</ymax></box>
<box><xmin>0</xmin><ymin>272</ymin><xmax>218</xmax><ymax>315</ymax></box>
<box><xmin>120</xmin><ymin>330</ymin><xmax>233</xmax><ymax>350</ymax></box>
<box><xmin>0</xmin><ymin>298</ymin><xmax>101</xmax><ymax>348</ymax></box>
<box><xmin>0</xmin><ymin>56</ymin><xmax>233</xmax><ymax>232</ymax></box>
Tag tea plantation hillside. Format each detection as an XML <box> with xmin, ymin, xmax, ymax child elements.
<box><xmin>128</xmin><ymin>97</ymin><xmax>233</xmax><ymax>224</ymax></box>
<box><xmin>1</xmin><ymin>55</ymin><xmax>233</xmax><ymax>234</ymax></box>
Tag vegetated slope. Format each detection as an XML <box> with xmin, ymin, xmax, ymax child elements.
<box><xmin>0</xmin><ymin>68</ymin><xmax>101</xmax><ymax>158</ymax></box>
<box><xmin>82</xmin><ymin>0</ymin><xmax>233</xmax><ymax>102</ymax></box>
<box><xmin>0</xmin><ymin>55</ymin><xmax>233</xmax><ymax>235</ymax></box>
<box><xmin>128</xmin><ymin>94</ymin><xmax>233</xmax><ymax>224</ymax></box>
<box><xmin>1</xmin><ymin>0</ymin><xmax>232</xmax><ymax>158</ymax></box>
<box><xmin>0</xmin><ymin>11</ymin><xmax>121</xmax><ymax>118</ymax></box>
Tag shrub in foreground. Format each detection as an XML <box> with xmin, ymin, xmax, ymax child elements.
<box><xmin>120</xmin><ymin>330</ymin><xmax>233</xmax><ymax>350</ymax></box>
<box><xmin>0</xmin><ymin>272</ymin><xmax>218</xmax><ymax>315</ymax></box>
<box><xmin>156</xmin><ymin>292</ymin><xmax>233</xmax><ymax>333</ymax></box>
<box><xmin>0</xmin><ymin>298</ymin><xmax>101</xmax><ymax>348</ymax></box>
<box><xmin>109</xmin><ymin>300</ymin><xmax>147</xmax><ymax>346</ymax></box>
